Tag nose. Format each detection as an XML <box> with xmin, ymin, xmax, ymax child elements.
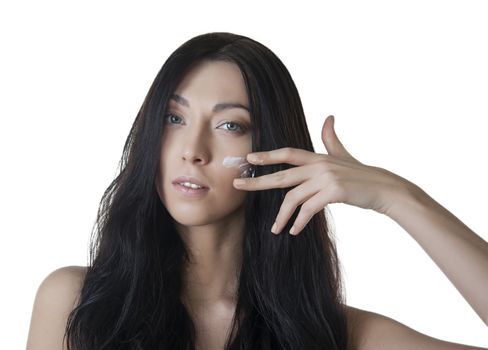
<box><xmin>182</xmin><ymin>151</ymin><xmax>208</xmax><ymax>165</ymax></box>
<box><xmin>181</xmin><ymin>126</ymin><xmax>209</xmax><ymax>165</ymax></box>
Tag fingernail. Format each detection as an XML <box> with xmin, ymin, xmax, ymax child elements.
<box><xmin>234</xmin><ymin>179</ymin><xmax>245</xmax><ymax>186</ymax></box>
<box><xmin>289</xmin><ymin>226</ymin><xmax>296</xmax><ymax>235</ymax></box>
<box><xmin>271</xmin><ymin>222</ymin><xmax>277</xmax><ymax>234</ymax></box>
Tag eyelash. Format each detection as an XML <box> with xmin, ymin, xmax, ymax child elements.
<box><xmin>163</xmin><ymin>113</ymin><xmax>247</xmax><ymax>134</ymax></box>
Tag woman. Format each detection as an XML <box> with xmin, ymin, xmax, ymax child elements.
<box><xmin>26</xmin><ymin>32</ymin><xmax>488</xmax><ymax>349</ymax></box>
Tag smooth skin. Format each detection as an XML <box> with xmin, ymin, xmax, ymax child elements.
<box><xmin>27</xmin><ymin>116</ymin><xmax>488</xmax><ymax>349</ymax></box>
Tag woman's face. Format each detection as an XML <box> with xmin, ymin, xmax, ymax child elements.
<box><xmin>155</xmin><ymin>60</ymin><xmax>252</xmax><ymax>227</ymax></box>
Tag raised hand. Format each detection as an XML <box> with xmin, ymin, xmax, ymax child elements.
<box><xmin>233</xmin><ymin>115</ymin><xmax>412</xmax><ymax>235</ymax></box>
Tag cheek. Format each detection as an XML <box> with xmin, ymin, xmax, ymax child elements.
<box><xmin>154</xmin><ymin>151</ymin><xmax>168</xmax><ymax>201</ymax></box>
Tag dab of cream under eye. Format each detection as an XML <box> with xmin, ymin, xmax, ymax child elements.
<box><xmin>223</xmin><ymin>156</ymin><xmax>247</xmax><ymax>167</ymax></box>
<box><xmin>223</xmin><ymin>156</ymin><xmax>253</xmax><ymax>178</ymax></box>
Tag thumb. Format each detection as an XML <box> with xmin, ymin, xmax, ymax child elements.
<box><xmin>321</xmin><ymin>115</ymin><xmax>360</xmax><ymax>163</ymax></box>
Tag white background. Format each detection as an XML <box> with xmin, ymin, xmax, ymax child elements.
<box><xmin>1</xmin><ymin>0</ymin><xmax>487</xmax><ymax>348</ymax></box>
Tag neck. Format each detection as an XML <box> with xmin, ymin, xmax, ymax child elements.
<box><xmin>176</xmin><ymin>207</ymin><xmax>245</xmax><ymax>307</ymax></box>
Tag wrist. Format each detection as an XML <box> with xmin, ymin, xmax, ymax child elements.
<box><xmin>385</xmin><ymin>180</ymin><xmax>433</xmax><ymax>223</ymax></box>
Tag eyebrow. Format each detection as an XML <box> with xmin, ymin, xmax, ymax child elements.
<box><xmin>170</xmin><ymin>94</ymin><xmax>250</xmax><ymax>113</ymax></box>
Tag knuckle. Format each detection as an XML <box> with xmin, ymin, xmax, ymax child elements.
<box><xmin>300</xmin><ymin>202</ymin><xmax>314</xmax><ymax>216</ymax></box>
<box><xmin>318</xmin><ymin>161</ymin><xmax>330</xmax><ymax>173</ymax></box>
<box><xmin>274</xmin><ymin>171</ymin><xmax>287</xmax><ymax>186</ymax></box>
<box><xmin>283</xmin><ymin>147</ymin><xmax>293</xmax><ymax>157</ymax></box>
<box><xmin>318</xmin><ymin>172</ymin><xmax>332</xmax><ymax>186</ymax></box>
<box><xmin>284</xmin><ymin>189</ymin><xmax>298</xmax><ymax>203</ymax></box>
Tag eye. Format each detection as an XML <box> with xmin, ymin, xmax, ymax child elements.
<box><xmin>164</xmin><ymin>113</ymin><xmax>183</xmax><ymax>125</ymax></box>
<box><xmin>218</xmin><ymin>121</ymin><xmax>246</xmax><ymax>134</ymax></box>
<box><xmin>163</xmin><ymin>113</ymin><xmax>248</xmax><ymax>134</ymax></box>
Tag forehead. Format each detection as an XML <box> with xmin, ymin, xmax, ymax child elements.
<box><xmin>170</xmin><ymin>60</ymin><xmax>249</xmax><ymax>109</ymax></box>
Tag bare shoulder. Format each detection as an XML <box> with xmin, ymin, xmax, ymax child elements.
<box><xmin>345</xmin><ymin>305</ymin><xmax>487</xmax><ymax>350</ymax></box>
<box><xmin>26</xmin><ymin>265</ymin><xmax>88</xmax><ymax>350</ymax></box>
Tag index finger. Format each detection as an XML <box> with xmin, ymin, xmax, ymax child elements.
<box><xmin>247</xmin><ymin>147</ymin><xmax>321</xmax><ymax>166</ymax></box>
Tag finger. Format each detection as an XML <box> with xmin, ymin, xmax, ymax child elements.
<box><xmin>247</xmin><ymin>147</ymin><xmax>323</xmax><ymax>167</ymax></box>
<box><xmin>233</xmin><ymin>162</ymin><xmax>318</xmax><ymax>191</ymax></box>
<box><xmin>271</xmin><ymin>178</ymin><xmax>323</xmax><ymax>234</ymax></box>
<box><xmin>321</xmin><ymin>115</ymin><xmax>361</xmax><ymax>164</ymax></box>
<box><xmin>289</xmin><ymin>188</ymin><xmax>334</xmax><ymax>236</ymax></box>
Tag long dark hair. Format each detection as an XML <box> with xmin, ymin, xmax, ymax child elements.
<box><xmin>65</xmin><ymin>32</ymin><xmax>348</xmax><ymax>349</ymax></box>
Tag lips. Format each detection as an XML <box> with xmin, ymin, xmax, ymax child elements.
<box><xmin>172</xmin><ymin>175</ymin><xmax>209</xmax><ymax>188</ymax></box>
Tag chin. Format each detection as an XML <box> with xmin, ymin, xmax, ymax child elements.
<box><xmin>165</xmin><ymin>203</ymin><xmax>217</xmax><ymax>225</ymax></box>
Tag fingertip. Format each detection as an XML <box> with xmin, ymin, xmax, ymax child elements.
<box><xmin>233</xmin><ymin>178</ymin><xmax>245</xmax><ymax>186</ymax></box>
<box><xmin>326</xmin><ymin>115</ymin><xmax>334</xmax><ymax>127</ymax></box>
